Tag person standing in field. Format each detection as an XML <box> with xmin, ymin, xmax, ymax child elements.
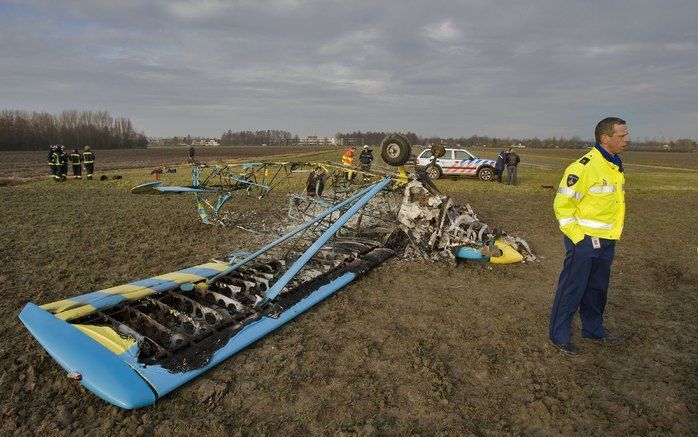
<box><xmin>342</xmin><ymin>146</ymin><xmax>356</xmax><ymax>167</ymax></box>
<box><xmin>48</xmin><ymin>145</ymin><xmax>61</xmax><ymax>182</ymax></box>
<box><xmin>506</xmin><ymin>147</ymin><xmax>520</xmax><ymax>185</ymax></box>
<box><xmin>495</xmin><ymin>149</ymin><xmax>508</xmax><ymax>183</ymax></box>
<box><xmin>359</xmin><ymin>145</ymin><xmax>374</xmax><ymax>171</ymax></box>
<box><xmin>342</xmin><ymin>146</ymin><xmax>357</xmax><ymax>182</ymax></box>
<box><xmin>549</xmin><ymin>117</ymin><xmax>628</xmax><ymax>356</ymax></box>
<box><xmin>58</xmin><ymin>145</ymin><xmax>68</xmax><ymax>182</ymax></box>
<box><xmin>70</xmin><ymin>148</ymin><xmax>82</xmax><ymax>179</ymax></box>
<box><xmin>83</xmin><ymin>146</ymin><xmax>95</xmax><ymax>180</ymax></box>
<box><xmin>48</xmin><ymin>145</ymin><xmax>57</xmax><ymax>181</ymax></box>
<box><xmin>188</xmin><ymin>145</ymin><xmax>196</xmax><ymax>164</ymax></box>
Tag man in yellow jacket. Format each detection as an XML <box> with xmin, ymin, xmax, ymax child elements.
<box><xmin>549</xmin><ymin>117</ymin><xmax>628</xmax><ymax>356</ymax></box>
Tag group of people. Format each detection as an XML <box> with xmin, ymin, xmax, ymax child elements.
<box><xmin>494</xmin><ymin>148</ymin><xmax>521</xmax><ymax>185</ymax></box>
<box><xmin>48</xmin><ymin>145</ymin><xmax>95</xmax><ymax>181</ymax></box>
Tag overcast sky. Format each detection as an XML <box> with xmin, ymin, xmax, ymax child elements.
<box><xmin>1</xmin><ymin>0</ymin><xmax>697</xmax><ymax>140</ymax></box>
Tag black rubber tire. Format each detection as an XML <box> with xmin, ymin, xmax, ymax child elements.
<box><xmin>426</xmin><ymin>164</ymin><xmax>442</xmax><ymax>180</ymax></box>
<box><xmin>478</xmin><ymin>166</ymin><xmax>495</xmax><ymax>181</ymax></box>
<box><xmin>381</xmin><ymin>134</ymin><xmax>412</xmax><ymax>166</ymax></box>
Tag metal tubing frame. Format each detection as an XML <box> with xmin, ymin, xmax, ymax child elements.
<box><xmin>206</xmin><ymin>179</ymin><xmax>390</xmax><ymax>286</ymax></box>
<box><xmin>260</xmin><ymin>177</ymin><xmax>391</xmax><ymax>305</ymax></box>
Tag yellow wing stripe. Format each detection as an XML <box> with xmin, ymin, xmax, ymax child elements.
<box><xmin>56</xmin><ymin>304</ymin><xmax>100</xmax><ymax>321</ymax></box>
<box><xmin>40</xmin><ymin>262</ymin><xmax>230</xmax><ymax>321</ymax></box>
<box><xmin>74</xmin><ymin>324</ymin><xmax>137</xmax><ymax>355</ymax></box>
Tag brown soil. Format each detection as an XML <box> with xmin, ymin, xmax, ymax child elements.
<box><xmin>0</xmin><ymin>149</ymin><xmax>695</xmax><ymax>435</ymax></box>
<box><xmin>0</xmin><ymin>146</ymin><xmax>335</xmax><ymax>181</ymax></box>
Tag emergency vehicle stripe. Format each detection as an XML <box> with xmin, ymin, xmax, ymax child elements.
<box><xmin>557</xmin><ymin>187</ymin><xmax>583</xmax><ymax>200</ymax></box>
<box><xmin>576</xmin><ymin>218</ymin><xmax>613</xmax><ymax>230</ymax></box>
<box><xmin>558</xmin><ymin>217</ymin><xmax>577</xmax><ymax>226</ymax></box>
<box><xmin>444</xmin><ymin>168</ymin><xmax>476</xmax><ymax>174</ymax></box>
<box><xmin>588</xmin><ymin>185</ymin><xmax>616</xmax><ymax>193</ymax></box>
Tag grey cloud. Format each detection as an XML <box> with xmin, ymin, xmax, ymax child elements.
<box><xmin>1</xmin><ymin>0</ymin><xmax>696</xmax><ymax>138</ymax></box>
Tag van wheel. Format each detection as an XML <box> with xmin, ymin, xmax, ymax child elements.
<box><xmin>380</xmin><ymin>134</ymin><xmax>412</xmax><ymax>166</ymax></box>
<box><xmin>478</xmin><ymin>167</ymin><xmax>494</xmax><ymax>181</ymax></box>
<box><xmin>426</xmin><ymin>165</ymin><xmax>442</xmax><ymax>180</ymax></box>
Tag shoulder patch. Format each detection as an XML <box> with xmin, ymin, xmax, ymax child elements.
<box><xmin>566</xmin><ymin>174</ymin><xmax>579</xmax><ymax>187</ymax></box>
<box><xmin>579</xmin><ymin>157</ymin><xmax>590</xmax><ymax>165</ymax></box>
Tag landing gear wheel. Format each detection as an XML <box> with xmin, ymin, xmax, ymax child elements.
<box><xmin>478</xmin><ymin>167</ymin><xmax>494</xmax><ymax>181</ymax></box>
<box><xmin>381</xmin><ymin>134</ymin><xmax>411</xmax><ymax>166</ymax></box>
<box><xmin>426</xmin><ymin>164</ymin><xmax>442</xmax><ymax>180</ymax></box>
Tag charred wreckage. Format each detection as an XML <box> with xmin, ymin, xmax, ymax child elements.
<box><xmin>19</xmin><ymin>135</ymin><xmax>536</xmax><ymax>408</ymax></box>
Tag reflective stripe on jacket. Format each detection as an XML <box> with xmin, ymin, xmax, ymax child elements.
<box><xmin>83</xmin><ymin>152</ymin><xmax>94</xmax><ymax>163</ymax></box>
<box><xmin>70</xmin><ymin>153</ymin><xmax>82</xmax><ymax>164</ymax></box>
<box><xmin>553</xmin><ymin>147</ymin><xmax>625</xmax><ymax>244</ymax></box>
<box><xmin>342</xmin><ymin>150</ymin><xmax>354</xmax><ymax>166</ymax></box>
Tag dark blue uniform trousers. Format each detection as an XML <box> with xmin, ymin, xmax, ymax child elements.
<box><xmin>549</xmin><ymin>235</ymin><xmax>615</xmax><ymax>345</ymax></box>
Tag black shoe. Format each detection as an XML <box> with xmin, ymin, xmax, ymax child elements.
<box><xmin>587</xmin><ymin>334</ymin><xmax>623</xmax><ymax>347</ymax></box>
<box><xmin>551</xmin><ymin>342</ymin><xmax>581</xmax><ymax>357</ymax></box>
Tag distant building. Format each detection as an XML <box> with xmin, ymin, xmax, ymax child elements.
<box><xmin>192</xmin><ymin>139</ymin><xmax>220</xmax><ymax>147</ymax></box>
<box><xmin>288</xmin><ymin>136</ymin><xmax>339</xmax><ymax>146</ymax></box>
<box><xmin>336</xmin><ymin>137</ymin><xmax>363</xmax><ymax>147</ymax></box>
<box><xmin>660</xmin><ymin>144</ymin><xmax>671</xmax><ymax>151</ymax></box>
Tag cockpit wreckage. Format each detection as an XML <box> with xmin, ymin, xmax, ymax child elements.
<box><xmin>19</xmin><ymin>135</ymin><xmax>537</xmax><ymax>409</ymax></box>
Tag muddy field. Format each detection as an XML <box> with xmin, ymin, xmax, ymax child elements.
<box><xmin>0</xmin><ymin>146</ymin><xmax>335</xmax><ymax>184</ymax></box>
<box><xmin>1</xmin><ymin>147</ymin><xmax>696</xmax><ymax>435</ymax></box>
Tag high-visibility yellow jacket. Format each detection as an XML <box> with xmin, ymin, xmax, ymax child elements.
<box><xmin>342</xmin><ymin>149</ymin><xmax>355</xmax><ymax>166</ymax></box>
<box><xmin>553</xmin><ymin>147</ymin><xmax>625</xmax><ymax>244</ymax></box>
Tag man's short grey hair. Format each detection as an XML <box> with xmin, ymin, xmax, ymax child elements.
<box><xmin>595</xmin><ymin>117</ymin><xmax>626</xmax><ymax>144</ymax></box>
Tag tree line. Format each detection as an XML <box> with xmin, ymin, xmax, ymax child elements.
<box><xmin>434</xmin><ymin>135</ymin><xmax>696</xmax><ymax>152</ymax></box>
<box><xmin>156</xmin><ymin>129</ymin><xmax>695</xmax><ymax>152</ymax></box>
<box><xmin>220</xmin><ymin>130</ymin><xmax>293</xmax><ymax>146</ymax></box>
<box><xmin>334</xmin><ymin>131</ymin><xmax>695</xmax><ymax>152</ymax></box>
<box><xmin>335</xmin><ymin>131</ymin><xmax>420</xmax><ymax>147</ymax></box>
<box><xmin>0</xmin><ymin>110</ymin><xmax>148</xmax><ymax>151</ymax></box>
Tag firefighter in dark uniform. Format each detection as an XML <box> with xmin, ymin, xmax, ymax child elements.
<box><xmin>48</xmin><ymin>145</ymin><xmax>61</xmax><ymax>181</ymax></box>
<box><xmin>549</xmin><ymin>117</ymin><xmax>628</xmax><ymax>356</ymax></box>
<box><xmin>358</xmin><ymin>145</ymin><xmax>374</xmax><ymax>171</ymax></box>
<box><xmin>70</xmin><ymin>148</ymin><xmax>83</xmax><ymax>179</ymax></box>
<box><xmin>58</xmin><ymin>145</ymin><xmax>68</xmax><ymax>181</ymax></box>
<box><xmin>83</xmin><ymin>145</ymin><xmax>95</xmax><ymax>180</ymax></box>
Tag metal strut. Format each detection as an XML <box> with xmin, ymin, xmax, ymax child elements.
<box><xmin>204</xmin><ymin>180</ymin><xmax>388</xmax><ymax>286</ymax></box>
<box><xmin>260</xmin><ymin>177</ymin><xmax>391</xmax><ymax>306</ymax></box>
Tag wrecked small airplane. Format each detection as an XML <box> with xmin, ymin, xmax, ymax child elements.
<box><xmin>19</xmin><ymin>135</ymin><xmax>536</xmax><ymax>409</ymax></box>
